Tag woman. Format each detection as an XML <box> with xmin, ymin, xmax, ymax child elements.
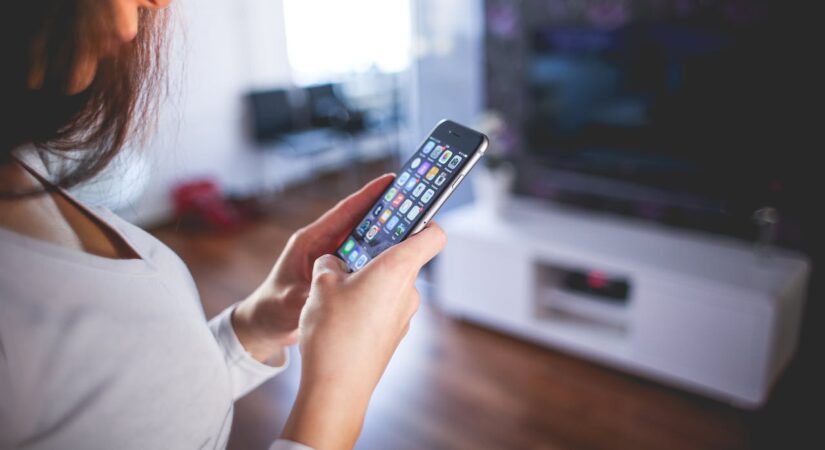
<box><xmin>0</xmin><ymin>1</ymin><xmax>445</xmax><ymax>449</ymax></box>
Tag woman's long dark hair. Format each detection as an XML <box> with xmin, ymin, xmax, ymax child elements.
<box><xmin>0</xmin><ymin>0</ymin><xmax>169</xmax><ymax>196</ymax></box>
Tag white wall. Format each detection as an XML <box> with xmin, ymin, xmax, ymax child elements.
<box><xmin>79</xmin><ymin>0</ymin><xmax>486</xmax><ymax>225</ymax></box>
<box><xmin>409</xmin><ymin>0</ymin><xmax>485</xmax><ymax>211</ymax></box>
<box><xmin>114</xmin><ymin>0</ymin><xmax>294</xmax><ymax>225</ymax></box>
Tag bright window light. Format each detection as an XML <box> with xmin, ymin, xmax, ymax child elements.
<box><xmin>283</xmin><ymin>0</ymin><xmax>412</xmax><ymax>84</ymax></box>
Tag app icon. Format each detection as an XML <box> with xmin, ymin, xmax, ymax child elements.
<box><xmin>396</xmin><ymin>171</ymin><xmax>411</xmax><ymax>186</ymax></box>
<box><xmin>379</xmin><ymin>209</ymin><xmax>393</xmax><ymax>224</ymax></box>
<box><xmin>399</xmin><ymin>199</ymin><xmax>413</xmax><ymax>214</ymax></box>
<box><xmin>416</xmin><ymin>161</ymin><xmax>432</xmax><ymax>176</ymax></box>
<box><xmin>341</xmin><ymin>238</ymin><xmax>356</xmax><ymax>254</ymax></box>
<box><xmin>422</xmin><ymin>141</ymin><xmax>436</xmax><ymax>154</ymax></box>
<box><xmin>393</xmin><ymin>223</ymin><xmax>408</xmax><ymax>239</ymax></box>
<box><xmin>391</xmin><ymin>192</ymin><xmax>405</xmax><ymax>208</ymax></box>
<box><xmin>354</xmin><ymin>254</ymin><xmax>369</xmax><ymax>270</ymax></box>
<box><xmin>356</xmin><ymin>219</ymin><xmax>371</xmax><ymax>236</ymax></box>
<box><xmin>404</xmin><ymin>177</ymin><xmax>418</xmax><ymax>191</ymax></box>
<box><xmin>348</xmin><ymin>247</ymin><xmax>360</xmax><ymax>263</ymax></box>
<box><xmin>412</xmin><ymin>183</ymin><xmax>426</xmax><ymax>197</ymax></box>
<box><xmin>421</xmin><ymin>189</ymin><xmax>436</xmax><ymax>204</ymax></box>
<box><xmin>385</xmin><ymin>215</ymin><xmax>400</xmax><ymax>231</ymax></box>
<box><xmin>406</xmin><ymin>206</ymin><xmax>421</xmax><ymax>221</ymax></box>
<box><xmin>383</xmin><ymin>187</ymin><xmax>398</xmax><ymax>202</ymax></box>
<box><xmin>434</xmin><ymin>172</ymin><xmax>448</xmax><ymax>186</ymax></box>
<box><xmin>410</xmin><ymin>158</ymin><xmax>422</xmax><ymax>170</ymax></box>
<box><xmin>431</xmin><ymin>145</ymin><xmax>445</xmax><ymax>159</ymax></box>
<box><xmin>448</xmin><ymin>155</ymin><xmax>462</xmax><ymax>169</ymax></box>
<box><xmin>438</xmin><ymin>150</ymin><xmax>453</xmax><ymax>165</ymax></box>
<box><xmin>372</xmin><ymin>203</ymin><xmax>384</xmax><ymax>217</ymax></box>
<box><xmin>425</xmin><ymin>166</ymin><xmax>439</xmax><ymax>181</ymax></box>
<box><xmin>365</xmin><ymin>225</ymin><xmax>380</xmax><ymax>241</ymax></box>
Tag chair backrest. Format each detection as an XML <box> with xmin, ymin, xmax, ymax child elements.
<box><xmin>306</xmin><ymin>84</ymin><xmax>349</xmax><ymax>128</ymax></box>
<box><xmin>246</xmin><ymin>89</ymin><xmax>295</xmax><ymax>144</ymax></box>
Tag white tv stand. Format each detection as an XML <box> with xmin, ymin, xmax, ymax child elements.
<box><xmin>434</xmin><ymin>199</ymin><xmax>809</xmax><ymax>408</ymax></box>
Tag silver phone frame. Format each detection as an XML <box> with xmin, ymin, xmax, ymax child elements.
<box><xmin>408</xmin><ymin>125</ymin><xmax>489</xmax><ymax>235</ymax></box>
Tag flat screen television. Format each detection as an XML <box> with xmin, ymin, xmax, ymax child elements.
<box><xmin>488</xmin><ymin>0</ymin><xmax>810</xmax><ymax>246</ymax></box>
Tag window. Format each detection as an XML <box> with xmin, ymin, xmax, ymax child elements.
<box><xmin>282</xmin><ymin>0</ymin><xmax>412</xmax><ymax>85</ymax></box>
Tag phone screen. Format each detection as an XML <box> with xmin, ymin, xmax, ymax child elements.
<box><xmin>336</xmin><ymin>121</ymin><xmax>485</xmax><ymax>271</ymax></box>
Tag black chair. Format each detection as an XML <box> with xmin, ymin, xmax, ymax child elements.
<box><xmin>306</xmin><ymin>83</ymin><xmax>367</xmax><ymax>133</ymax></box>
<box><xmin>246</xmin><ymin>89</ymin><xmax>294</xmax><ymax>144</ymax></box>
<box><xmin>245</xmin><ymin>86</ymin><xmax>364</xmax><ymax>194</ymax></box>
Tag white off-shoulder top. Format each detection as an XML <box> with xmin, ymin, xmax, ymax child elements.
<box><xmin>0</xmin><ymin>153</ymin><xmax>309</xmax><ymax>450</ymax></box>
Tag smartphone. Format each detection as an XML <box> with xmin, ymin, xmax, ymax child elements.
<box><xmin>336</xmin><ymin>119</ymin><xmax>488</xmax><ymax>271</ymax></box>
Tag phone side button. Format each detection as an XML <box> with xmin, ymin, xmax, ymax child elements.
<box><xmin>451</xmin><ymin>173</ymin><xmax>465</xmax><ymax>190</ymax></box>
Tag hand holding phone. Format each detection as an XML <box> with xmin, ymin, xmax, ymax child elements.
<box><xmin>283</xmin><ymin>208</ymin><xmax>447</xmax><ymax>450</ymax></box>
<box><xmin>337</xmin><ymin>120</ymin><xmax>488</xmax><ymax>271</ymax></box>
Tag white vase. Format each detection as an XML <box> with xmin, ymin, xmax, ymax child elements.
<box><xmin>472</xmin><ymin>163</ymin><xmax>515</xmax><ymax>217</ymax></box>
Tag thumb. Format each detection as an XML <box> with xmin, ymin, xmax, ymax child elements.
<box><xmin>312</xmin><ymin>254</ymin><xmax>349</xmax><ymax>281</ymax></box>
<box><xmin>373</xmin><ymin>221</ymin><xmax>447</xmax><ymax>277</ymax></box>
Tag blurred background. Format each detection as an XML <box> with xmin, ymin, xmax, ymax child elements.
<box><xmin>75</xmin><ymin>0</ymin><xmax>821</xmax><ymax>449</ymax></box>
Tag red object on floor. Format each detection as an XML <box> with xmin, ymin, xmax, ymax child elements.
<box><xmin>172</xmin><ymin>179</ymin><xmax>242</xmax><ymax>231</ymax></box>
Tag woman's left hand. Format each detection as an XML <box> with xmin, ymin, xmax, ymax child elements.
<box><xmin>231</xmin><ymin>174</ymin><xmax>395</xmax><ymax>363</ymax></box>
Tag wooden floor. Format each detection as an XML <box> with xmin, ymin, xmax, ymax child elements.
<box><xmin>151</xmin><ymin>162</ymin><xmax>810</xmax><ymax>450</ymax></box>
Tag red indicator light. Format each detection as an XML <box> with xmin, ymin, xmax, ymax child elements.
<box><xmin>587</xmin><ymin>271</ymin><xmax>608</xmax><ymax>290</ymax></box>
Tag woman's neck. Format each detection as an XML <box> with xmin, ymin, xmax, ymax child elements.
<box><xmin>0</xmin><ymin>160</ymin><xmax>139</xmax><ymax>260</ymax></box>
<box><xmin>0</xmin><ymin>159</ymin><xmax>40</xmax><ymax>193</ymax></box>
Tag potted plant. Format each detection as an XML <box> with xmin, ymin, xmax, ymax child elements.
<box><xmin>473</xmin><ymin>110</ymin><xmax>516</xmax><ymax>216</ymax></box>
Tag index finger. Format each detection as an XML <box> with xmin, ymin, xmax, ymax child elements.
<box><xmin>305</xmin><ymin>173</ymin><xmax>395</xmax><ymax>240</ymax></box>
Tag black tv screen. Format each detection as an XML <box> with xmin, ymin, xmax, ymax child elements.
<box><xmin>490</xmin><ymin>0</ymin><xmax>810</xmax><ymax>244</ymax></box>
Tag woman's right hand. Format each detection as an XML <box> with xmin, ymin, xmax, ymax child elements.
<box><xmin>281</xmin><ymin>223</ymin><xmax>447</xmax><ymax>450</ymax></box>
